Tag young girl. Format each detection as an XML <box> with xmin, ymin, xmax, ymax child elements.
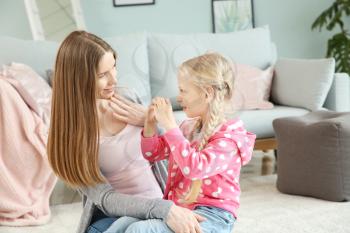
<box><xmin>106</xmin><ymin>52</ymin><xmax>256</xmax><ymax>233</ymax></box>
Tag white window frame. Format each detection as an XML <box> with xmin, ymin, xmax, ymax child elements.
<box><xmin>24</xmin><ymin>0</ymin><xmax>86</xmax><ymax>40</ymax></box>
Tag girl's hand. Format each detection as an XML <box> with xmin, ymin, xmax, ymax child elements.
<box><xmin>143</xmin><ymin>105</ymin><xmax>157</xmax><ymax>138</ymax></box>
<box><xmin>152</xmin><ymin>97</ymin><xmax>177</xmax><ymax>131</ymax></box>
<box><xmin>145</xmin><ymin>105</ymin><xmax>156</xmax><ymax>124</ymax></box>
<box><xmin>108</xmin><ymin>94</ymin><xmax>146</xmax><ymax>127</ymax></box>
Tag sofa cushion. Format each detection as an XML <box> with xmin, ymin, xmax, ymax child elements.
<box><xmin>235</xmin><ymin>105</ymin><xmax>309</xmax><ymax>138</ymax></box>
<box><xmin>148</xmin><ymin>26</ymin><xmax>274</xmax><ymax>109</ymax></box>
<box><xmin>105</xmin><ymin>34</ymin><xmax>151</xmax><ymax>105</ymax></box>
<box><xmin>231</xmin><ymin>63</ymin><xmax>274</xmax><ymax>110</ymax></box>
<box><xmin>173</xmin><ymin>105</ymin><xmax>309</xmax><ymax>139</ymax></box>
<box><xmin>271</xmin><ymin>58</ymin><xmax>335</xmax><ymax>111</ymax></box>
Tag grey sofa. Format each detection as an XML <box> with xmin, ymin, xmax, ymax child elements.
<box><xmin>0</xmin><ymin>26</ymin><xmax>349</xmax><ymax>143</ymax></box>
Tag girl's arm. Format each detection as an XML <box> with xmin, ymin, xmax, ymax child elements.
<box><xmin>141</xmin><ymin>132</ymin><xmax>170</xmax><ymax>162</ymax></box>
<box><xmin>141</xmin><ymin>104</ymin><xmax>170</xmax><ymax>162</ymax></box>
<box><xmin>162</xmin><ymin>128</ymin><xmax>255</xmax><ymax>180</ymax></box>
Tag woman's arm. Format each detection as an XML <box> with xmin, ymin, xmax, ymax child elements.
<box><xmin>79</xmin><ymin>183</ymin><xmax>205</xmax><ymax>232</ymax></box>
<box><xmin>79</xmin><ymin>183</ymin><xmax>171</xmax><ymax>220</ymax></box>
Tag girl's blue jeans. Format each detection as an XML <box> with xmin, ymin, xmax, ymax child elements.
<box><xmin>88</xmin><ymin>206</ymin><xmax>235</xmax><ymax>233</ymax></box>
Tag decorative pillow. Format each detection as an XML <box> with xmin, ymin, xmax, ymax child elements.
<box><xmin>1</xmin><ymin>63</ymin><xmax>52</xmax><ymax>123</ymax></box>
<box><xmin>271</xmin><ymin>58</ymin><xmax>335</xmax><ymax>111</ymax></box>
<box><xmin>231</xmin><ymin>63</ymin><xmax>274</xmax><ymax>110</ymax></box>
<box><xmin>147</xmin><ymin>26</ymin><xmax>274</xmax><ymax>110</ymax></box>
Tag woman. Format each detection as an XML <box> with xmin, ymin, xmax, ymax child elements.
<box><xmin>47</xmin><ymin>30</ymin><xmax>204</xmax><ymax>233</ymax></box>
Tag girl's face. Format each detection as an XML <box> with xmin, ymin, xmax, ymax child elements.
<box><xmin>177</xmin><ymin>73</ymin><xmax>209</xmax><ymax>119</ymax></box>
<box><xmin>97</xmin><ymin>51</ymin><xmax>117</xmax><ymax>99</ymax></box>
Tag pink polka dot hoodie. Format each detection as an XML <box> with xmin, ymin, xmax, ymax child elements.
<box><xmin>141</xmin><ymin>118</ymin><xmax>256</xmax><ymax>218</ymax></box>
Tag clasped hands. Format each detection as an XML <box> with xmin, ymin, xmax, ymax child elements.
<box><xmin>106</xmin><ymin>94</ymin><xmax>177</xmax><ymax>132</ymax></box>
<box><xmin>146</xmin><ymin>97</ymin><xmax>178</xmax><ymax>131</ymax></box>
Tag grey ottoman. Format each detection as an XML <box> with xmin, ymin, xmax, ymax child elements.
<box><xmin>273</xmin><ymin>110</ymin><xmax>350</xmax><ymax>201</ymax></box>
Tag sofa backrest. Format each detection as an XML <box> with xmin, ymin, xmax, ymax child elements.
<box><xmin>0</xmin><ymin>26</ymin><xmax>275</xmax><ymax>108</ymax></box>
<box><xmin>147</xmin><ymin>26</ymin><xmax>276</xmax><ymax>109</ymax></box>
<box><xmin>0</xmin><ymin>36</ymin><xmax>58</xmax><ymax>82</ymax></box>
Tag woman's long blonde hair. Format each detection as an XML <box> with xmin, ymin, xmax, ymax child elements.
<box><xmin>179</xmin><ymin>52</ymin><xmax>234</xmax><ymax>203</ymax></box>
<box><xmin>47</xmin><ymin>31</ymin><xmax>116</xmax><ymax>187</ymax></box>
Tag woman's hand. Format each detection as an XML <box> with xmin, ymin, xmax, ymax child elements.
<box><xmin>166</xmin><ymin>205</ymin><xmax>205</xmax><ymax>233</ymax></box>
<box><xmin>152</xmin><ymin>97</ymin><xmax>177</xmax><ymax>131</ymax></box>
<box><xmin>108</xmin><ymin>94</ymin><xmax>146</xmax><ymax>126</ymax></box>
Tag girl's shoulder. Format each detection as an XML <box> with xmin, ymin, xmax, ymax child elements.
<box><xmin>179</xmin><ymin>118</ymin><xmax>199</xmax><ymax>138</ymax></box>
<box><xmin>219</xmin><ymin>118</ymin><xmax>245</xmax><ymax>132</ymax></box>
<box><xmin>211</xmin><ymin>118</ymin><xmax>256</xmax><ymax>140</ymax></box>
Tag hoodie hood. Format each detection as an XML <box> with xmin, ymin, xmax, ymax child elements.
<box><xmin>214</xmin><ymin>119</ymin><xmax>256</xmax><ymax>166</ymax></box>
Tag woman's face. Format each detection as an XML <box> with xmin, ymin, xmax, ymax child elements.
<box><xmin>97</xmin><ymin>51</ymin><xmax>117</xmax><ymax>99</ymax></box>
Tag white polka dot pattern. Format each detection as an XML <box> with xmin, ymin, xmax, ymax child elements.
<box><xmin>145</xmin><ymin>152</ymin><xmax>152</xmax><ymax>157</ymax></box>
<box><xmin>204</xmin><ymin>179</ymin><xmax>212</xmax><ymax>185</ymax></box>
<box><xmin>219</xmin><ymin>141</ymin><xmax>227</xmax><ymax>147</ymax></box>
<box><xmin>178</xmin><ymin>182</ymin><xmax>184</xmax><ymax>189</ymax></box>
<box><xmin>198</xmin><ymin>162</ymin><xmax>203</xmax><ymax>170</ymax></box>
<box><xmin>183</xmin><ymin>167</ymin><xmax>190</xmax><ymax>175</ymax></box>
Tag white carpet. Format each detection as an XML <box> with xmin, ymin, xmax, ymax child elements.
<box><xmin>235</xmin><ymin>175</ymin><xmax>350</xmax><ymax>233</ymax></box>
<box><xmin>1</xmin><ymin>174</ymin><xmax>349</xmax><ymax>233</ymax></box>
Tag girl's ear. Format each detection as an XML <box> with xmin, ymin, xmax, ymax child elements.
<box><xmin>204</xmin><ymin>86</ymin><xmax>215</xmax><ymax>103</ymax></box>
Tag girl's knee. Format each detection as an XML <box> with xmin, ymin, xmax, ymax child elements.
<box><xmin>124</xmin><ymin>221</ymin><xmax>145</xmax><ymax>233</ymax></box>
<box><xmin>125</xmin><ymin>220</ymin><xmax>170</xmax><ymax>233</ymax></box>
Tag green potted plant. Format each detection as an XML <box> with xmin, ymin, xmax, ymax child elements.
<box><xmin>312</xmin><ymin>0</ymin><xmax>350</xmax><ymax>74</ymax></box>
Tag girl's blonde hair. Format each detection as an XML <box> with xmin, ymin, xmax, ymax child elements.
<box><xmin>179</xmin><ymin>52</ymin><xmax>234</xmax><ymax>203</ymax></box>
<box><xmin>47</xmin><ymin>31</ymin><xmax>116</xmax><ymax>187</ymax></box>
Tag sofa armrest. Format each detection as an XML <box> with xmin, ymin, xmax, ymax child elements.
<box><xmin>324</xmin><ymin>73</ymin><xmax>350</xmax><ymax>111</ymax></box>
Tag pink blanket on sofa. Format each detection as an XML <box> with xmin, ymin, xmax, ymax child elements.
<box><xmin>0</xmin><ymin>76</ymin><xmax>56</xmax><ymax>226</ymax></box>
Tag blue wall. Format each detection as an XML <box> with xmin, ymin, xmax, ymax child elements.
<box><xmin>0</xmin><ymin>0</ymin><xmax>32</xmax><ymax>39</ymax></box>
<box><xmin>83</xmin><ymin>0</ymin><xmax>212</xmax><ymax>35</ymax></box>
<box><xmin>253</xmin><ymin>0</ymin><xmax>348</xmax><ymax>59</ymax></box>
<box><xmin>1</xmin><ymin>0</ymin><xmax>349</xmax><ymax>59</ymax></box>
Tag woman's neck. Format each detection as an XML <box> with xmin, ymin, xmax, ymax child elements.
<box><xmin>97</xmin><ymin>99</ymin><xmax>127</xmax><ymax>137</ymax></box>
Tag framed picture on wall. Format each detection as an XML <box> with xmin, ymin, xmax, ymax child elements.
<box><xmin>212</xmin><ymin>0</ymin><xmax>254</xmax><ymax>33</ymax></box>
<box><xmin>113</xmin><ymin>0</ymin><xmax>155</xmax><ymax>7</ymax></box>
